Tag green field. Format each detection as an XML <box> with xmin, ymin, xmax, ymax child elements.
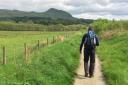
<box><xmin>0</xmin><ymin>31</ymin><xmax>74</xmax><ymax>64</ymax></box>
<box><xmin>0</xmin><ymin>31</ymin><xmax>81</xmax><ymax>85</ymax></box>
<box><xmin>0</xmin><ymin>19</ymin><xmax>128</xmax><ymax>85</ymax></box>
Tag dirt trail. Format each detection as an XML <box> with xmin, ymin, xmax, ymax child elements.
<box><xmin>74</xmin><ymin>54</ymin><xmax>106</xmax><ymax>85</ymax></box>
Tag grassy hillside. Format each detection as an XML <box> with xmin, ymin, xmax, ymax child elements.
<box><xmin>0</xmin><ymin>8</ymin><xmax>93</xmax><ymax>25</ymax></box>
<box><xmin>0</xmin><ymin>8</ymin><xmax>73</xmax><ymax>19</ymax></box>
<box><xmin>0</xmin><ymin>31</ymin><xmax>81</xmax><ymax>85</ymax></box>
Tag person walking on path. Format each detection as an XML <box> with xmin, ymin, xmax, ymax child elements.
<box><xmin>80</xmin><ymin>25</ymin><xmax>99</xmax><ymax>78</ymax></box>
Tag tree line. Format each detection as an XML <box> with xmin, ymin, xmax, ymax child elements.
<box><xmin>93</xmin><ymin>19</ymin><xmax>128</xmax><ymax>34</ymax></box>
<box><xmin>0</xmin><ymin>21</ymin><xmax>86</xmax><ymax>31</ymax></box>
<box><xmin>0</xmin><ymin>17</ymin><xmax>93</xmax><ymax>25</ymax></box>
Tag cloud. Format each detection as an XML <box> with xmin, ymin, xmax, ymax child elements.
<box><xmin>74</xmin><ymin>13</ymin><xmax>128</xmax><ymax>20</ymax></box>
<box><xmin>65</xmin><ymin>0</ymin><xmax>128</xmax><ymax>19</ymax></box>
<box><xmin>0</xmin><ymin>0</ymin><xmax>69</xmax><ymax>12</ymax></box>
<box><xmin>0</xmin><ymin>0</ymin><xmax>127</xmax><ymax>19</ymax></box>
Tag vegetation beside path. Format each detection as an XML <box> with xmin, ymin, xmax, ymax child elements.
<box><xmin>93</xmin><ymin>19</ymin><xmax>128</xmax><ymax>85</ymax></box>
<box><xmin>97</xmin><ymin>32</ymin><xmax>128</xmax><ymax>85</ymax></box>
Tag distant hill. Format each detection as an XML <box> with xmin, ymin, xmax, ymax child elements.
<box><xmin>0</xmin><ymin>8</ymin><xmax>93</xmax><ymax>25</ymax></box>
<box><xmin>43</xmin><ymin>8</ymin><xmax>74</xmax><ymax>19</ymax></box>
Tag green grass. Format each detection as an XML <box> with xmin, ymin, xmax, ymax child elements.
<box><xmin>0</xmin><ymin>31</ymin><xmax>81</xmax><ymax>85</ymax></box>
<box><xmin>97</xmin><ymin>31</ymin><xmax>128</xmax><ymax>85</ymax></box>
<box><xmin>0</xmin><ymin>31</ymin><xmax>80</xmax><ymax>85</ymax></box>
<box><xmin>0</xmin><ymin>31</ymin><xmax>73</xmax><ymax>64</ymax></box>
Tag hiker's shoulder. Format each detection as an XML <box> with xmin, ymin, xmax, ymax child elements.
<box><xmin>83</xmin><ymin>33</ymin><xmax>88</xmax><ymax>37</ymax></box>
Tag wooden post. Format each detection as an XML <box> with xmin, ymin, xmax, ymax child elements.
<box><xmin>3</xmin><ymin>46</ymin><xmax>6</xmax><ymax>65</ymax></box>
<box><xmin>24</xmin><ymin>43</ymin><xmax>27</xmax><ymax>63</ymax></box>
<box><xmin>55</xmin><ymin>36</ymin><xmax>57</xmax><ymax>42</ymax></box>
<box><xmin>54</xmin><ymin>36</ymin><xmax>55</xmax><ymax>43</ymax></box>
<box><xmin>13</xmin><ymin>48</ymin><xmax>16</xmax><ymax>65</ymax></box>
<box><xmin>47</xmin><ymin>38</ymin><xmax>48</xmax><ymax>45</ymax></box>
<box><xmin>27</xmin><ymin>46</ymin><xmax>30</xmax><ymax>58</ymax></box>
<box><xmin>56</xmin><ymin>36</ymin><xmax>58</xmax><ymax>42</ymax></box>
<box><xmin>53</xmin><ymin>36</ymin><xmax>55</xmax><ymax>44</ymax></box>
<box><xmin>38</xmin><ymin>40</ymin><xmax>40</xmax><ymax>49</ymax></box>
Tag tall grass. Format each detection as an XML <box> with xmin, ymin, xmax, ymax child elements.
<box><xmin>92</xmin><ymin>19</ymin><xmax>128</xmax><ymax>85</ymax></box>
<box><xmin>97</xmin><ymin>32</ymin><xmax>128</xmax><ymax>85</ymax></box>
<box><xmin>93</xmin><ymin>19</ymin><xmax>128</xmax><ymax>34</ymax></box>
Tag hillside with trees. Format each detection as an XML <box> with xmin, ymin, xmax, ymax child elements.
<box><xmin>0</xmin><ymin>8</ymin><xmax>93</xmax><ymax>25</ymax></box>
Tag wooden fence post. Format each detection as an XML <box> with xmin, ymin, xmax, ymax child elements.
<box><xmin>3</xmin><ymin>46</ymin><xmax>6</xmax><ymax>65</ymax></box>
<box><xmin>55</xmin><ymin>36</ymin><xmax>57</xmax><ymax>42</ymax></box>
<box><xmin>13</xmin><ymin>48</ymin><xmax>16</xmax><ymax>65</ymax></box>
<box><xmin>47</xmin><ymin>38</ymin><xmax>48</xmax><ymax>45</ymax></box>
<box><xmin>53</xmin><ymin>36</ymin><xmax>55</xmax><ymax>44</ymax></box>
<box><xmin>54</xmin><ymin>36</ymin><xmax>56</xmax><ymax>43</ymax></box>
<box><xmin>24</xmin><ymin>43</ymin><xmax>27</xmax><ymax>63</ymax></box>
<box><xmin>38</xmin><ymin>40</ymin><xmax>40</xmax><ymax>49</ymax></box>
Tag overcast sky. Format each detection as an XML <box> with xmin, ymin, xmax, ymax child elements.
<box><xmin>0</xmin><ymin>0</ymin><xmax>128</xmax><ymax>20</ymax></box>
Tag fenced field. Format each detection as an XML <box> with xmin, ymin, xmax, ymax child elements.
<box><xmin>0</xmin><ymin>31</ymin><xmax>73</xmax><ymax>65</ymax></box>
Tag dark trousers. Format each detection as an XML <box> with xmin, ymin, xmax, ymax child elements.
<box><xmin>84</xmin><ymin>48</ymin><xmax>95</xmax><ymax>75</ymax></box>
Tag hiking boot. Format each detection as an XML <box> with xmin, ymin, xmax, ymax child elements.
<box><xmin>85</xmin><ymin>73</ymin><xmax>88</xmax><ymax>77</ymax></box>
<box><xmin>89</xmin><ymin>74</ymin><xmax>94</xmax><ymax>78</ymax></box>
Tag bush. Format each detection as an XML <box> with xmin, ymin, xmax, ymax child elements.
<box><xmin>93</xmin><ymin>19</ymin><xmax>128</xmax><ymax>34</ymax></box>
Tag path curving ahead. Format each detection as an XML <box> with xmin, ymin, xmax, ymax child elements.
<box><xmin>74</xmin><ymin>54</ymin><xmax>106</xmax><ymax>85</ymax></box>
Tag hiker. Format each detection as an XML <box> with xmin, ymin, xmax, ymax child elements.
<box><xmin>80</xmin><ymin>25</ymin><xmax>99</xmax><ymax>78</ymax></box>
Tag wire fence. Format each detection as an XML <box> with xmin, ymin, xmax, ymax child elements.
<box><xmin>1</xmin><ymin>34</ymin><xmax>70</xmax><ymax>65</ymax></box>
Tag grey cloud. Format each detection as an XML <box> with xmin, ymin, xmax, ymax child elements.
<box><xmin>111</xmin><ymin>0</ymin><xmax>128</xmax><ymax>3</ymax></box>
<box><xmin>65</xmin><ymin>0</ymin><xmax>128</xmax><ymax>17</ymax></box>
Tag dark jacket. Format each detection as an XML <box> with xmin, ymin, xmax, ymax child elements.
<box><xmin>80</xmin><ymin>33</ymin><xmax>99</xmax><ymax>52</ymax></box>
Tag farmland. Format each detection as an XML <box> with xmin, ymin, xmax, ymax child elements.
<box><xmin>0</xmin><ymin>19</ymin><xmax>128</xmax><ymax>85</ymax></box>
<box><xmin>0</xmin><ymin>31</ymin><xmax>75</xmax><ymax>64</ymax></box>
<box><xmin>0</xmin><ymin>31</ymin><xmax>81</xmax><ymax>84</ymax></box>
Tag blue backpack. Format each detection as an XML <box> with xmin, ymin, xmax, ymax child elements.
<box><xmin>85</xmin><ymin>31</ymin><xmax>96</xmax><ymax>46</ymax></box>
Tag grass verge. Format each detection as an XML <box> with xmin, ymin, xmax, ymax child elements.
<box><xmin>97</xmin><ymin>31</ymin><xmax>128</xmax><ymax>85</ymax></box>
